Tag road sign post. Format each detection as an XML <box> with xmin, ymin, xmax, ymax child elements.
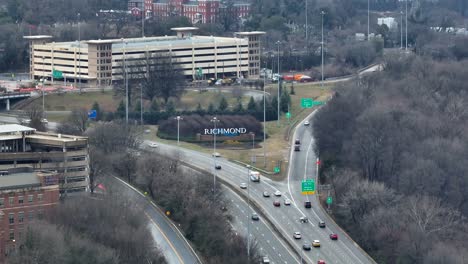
<box><xmin>88</xmin><ymin>109</ymin><xmax>97</xmax><ymax>119</ymax></box>
<box><xmin>301</xmin><ymin>179</ymin><xmax>315</xmax><ymax>195</ymax></box>
<box><xmin>274</xmin><ymin>167</ymin><xmax>280</xmax><ymax>173</ymax></box>
<box><xmin>301</xmin><ymin>98</ymin><xmax>313</xmax><ymax>108</ymax></box>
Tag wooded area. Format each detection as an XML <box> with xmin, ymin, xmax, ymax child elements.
<box><xmin>313</xmin><ymin>53</ymin><xmax>468</xmax><ymax>263</ymax></box>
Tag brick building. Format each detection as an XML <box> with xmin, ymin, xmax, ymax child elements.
<box><xmin>128</xmin><ymin>0</ymin><xmax>250</xmax><ymax>24</ymax></box>
<box><xmin>0</xmin><ymin>168</ymin><xmax>60</xmax><ymax>260</ymax></box>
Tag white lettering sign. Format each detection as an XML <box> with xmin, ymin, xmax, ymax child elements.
<box><xmin>203</xmin><ymin>128</ymin><xmax>248</xmax><ymax>136</ymax></box>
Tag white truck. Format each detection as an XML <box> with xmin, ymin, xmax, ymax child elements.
<box><xmin>249</xmin><ymin>170</ymin><xmax>261</xmax><ymax>182</ymax></box>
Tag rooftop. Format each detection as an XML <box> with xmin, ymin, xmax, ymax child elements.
<box><xmin>0</xmin><ymin>124</ymin><xmax>36</xmax><ymax>134</ymax></box>
<box><xmin>0</xmin><ymin>172</ymin><xmax>40</xmax><ymax>191</ymax></box>
<box><xmin>23</xmin><ymin>35</ymin><xmax>53</xmax><ymax>40</ymax></box>
<box><xmin>235</xmin><ymin>31</ymin><xmax>266</xmax><ymax>36</ymax></box>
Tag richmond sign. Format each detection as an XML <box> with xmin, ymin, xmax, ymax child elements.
<box><xmin>203</xmin><ymin>128</ymin><xmax>247</xmax><ymax>136</ymax></box>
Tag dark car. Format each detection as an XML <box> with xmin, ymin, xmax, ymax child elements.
<box><xmin>303</xmin><ymin>242</ymin><xmax>311</xmax><ymax>251</ymax></box>
<box><xmin>330</xmin><ymin>233</ymin><xmax>338</xmax><ymax>240</ymax></box>
<box><xmin>319</xmin><ymin>220</ymin><xmax>326</xmax><ymax>228</ymax></box>
<box><xmin>215</xmin><ymin>165</ymin><xmax>222</xmax><ymax>170</ymax></box>
<box><xmin>251</xmin><ymin>213</ymin><xmax>260</xmax><ymax>221</ymax></box>
<box><xmin>294</xmin><ymin>145</ymin><xmax>300</xmax><ymax>151</ymax></box>
<box><xmin>295</xmin><ymin>139</ymin><xmax>301</xmax><ymax>145</ymax></box>
<box><xmin>273</xmin><ymin>200</ymin><xmax>281</xmax><ymax>207</ymax></box>
<box><xmin>304</xmin><ymin>201</ymin><xmax>312</xmax><ymax>208</ymax></box>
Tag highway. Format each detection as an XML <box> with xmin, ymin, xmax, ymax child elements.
<box><xmin>150</xmin><ymin>111</ymin><xmax>375</xmax><ymax>263</ymax></box>
<box><xmin>112</xmin><ymin>176</ymin><xmax>201</xmax><ymax>264</ymax></box>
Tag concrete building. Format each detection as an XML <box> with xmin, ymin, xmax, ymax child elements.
<box><xmin>24</xmin><ymin>27</ymin><xmax>265</xmax><ymax>86</ymax></box>
<box><xmin>0</xmin><ymin>168</ymin><xmax>60</xmax><ymax>260</ymax></box>
<box><xmin>0</xmin><ymin>124</ymin><xmax>89</xmax><ymax>195</ymax></box>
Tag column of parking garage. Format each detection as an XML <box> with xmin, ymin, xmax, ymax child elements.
<box><xmin>214</xmin><ymin>37</ymin><xmax>218</xmax><ymax>80</ymax></box>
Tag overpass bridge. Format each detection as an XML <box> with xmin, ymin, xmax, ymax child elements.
<box><xmin>0</xmin><ymin>92</ymin><xmax>32</xmax><ymax>110</ymax></box>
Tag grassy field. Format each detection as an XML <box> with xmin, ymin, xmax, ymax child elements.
<box><xmin>27</xmin><ymin>83</ymin><xmax>332</xmax><ymax>179</ymax></box>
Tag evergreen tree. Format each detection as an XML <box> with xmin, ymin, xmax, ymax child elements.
<box><xmin>270</xmin><ymin>96</ymin><xmax>279</xmax><ymax>120</ymax></box>
<box><xmin>196</xmin><ymin>103</ymin><xmax>205</xmax><ymax>115</ymax></box>
<box><xmin>116</xmin><ymin>100</ymin><xmax>125</xmax><ymax>118</ymax></box>
<box><xmin>233</xmin><ymin>101</ymin><xmax>244</xmax><ymax>113</ymax></box>
<box><xmin>165</xmin><ymin>100</ymin><xmax>175</xmax><ymax>114</ymax></box>
<box><xmin>150</xmin><ymin>99</ymin><xmax>160</xmax><ymax>112</ymax></box>
<box><xmin>280</xmin><ymin>90</ymin><xmax>291</xmax><ymax>113</ymax></box>
<box><xmin>247</xmin><ymin>96</ymin><xmax>256</xmax><ymax>111</ymax></box>
<box><xmin>91</xmin><ymin>101</ymin><xmax>101</xmax><ymax>121</ymax></box>
<box><xmin>207</xmin><ymin>103</ymin><xmax>215</xmax><ymax>114</ymax></box>
<box><xmin>134</xmin><ymin>100</ymin><xmax>142</xmax><ymax>112</ymax></box>
<box><xmin>218</xmin><ymin>97</ymin><xmax>228</xmax><ymax>112</ymax></box>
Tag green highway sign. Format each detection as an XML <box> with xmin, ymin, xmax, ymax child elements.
<box><xmin>52</xmin><ymin>69</ymin><xmax>63</xmax><ymax>79</ymax></box>
<box><xmin>286</xmin><ymin>112</ymin><xmax>291</xmax><ymax>119</ymax></box>
<box><xmin>301</xmin><ymin>98</ymin><xmax>313</xmax><ymax>108</ymax></box>
<box><xmin>326</xmin><ymin>196</ymin><xmax>333</xmax><ymax>205</ymax></box>
<box><xmin>197</xmin><ymin>67</ymin><xmax>203</xmax><ymax>78</ymax></box>
<box><xmin>301</xmin><ymin>179</ymin><xmax>315</xmax><ymax>195</ymax></box>
<box><xmin>274</xmin><ymin>167</ymin><xmax>280</xmax><ymax>173</ymax></box>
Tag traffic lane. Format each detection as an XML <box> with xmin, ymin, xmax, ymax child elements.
<box><xmin>223</xmin><ymin>187</ymin><xmax>297</xmax><ymax>264</ymax></box>
<box><xmin>153</xmin><ymin>143</ymin><xmax>343</xmax><ymax>263</ymax></box>
<box><xmin>113</xmin><ymin>177</ymin><xmax>200</xmax><ymax>264</ymax></box>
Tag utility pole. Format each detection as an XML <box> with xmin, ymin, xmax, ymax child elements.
<box><xmin>405</xmin><ymin>0</ymin><xmax>408</xmax><ymax>51</ymax></box>
<box><xmin>210</xmin><ymin>117</ymin><xmax>220</xmax><ymax>197</ymax></box>
<box><xmin>276</xmin><ymin>41</ymin><xmax>280</xmax><ymax>126</ymax></box>
<box><xmin>78</xmin><ymin>13</ymin><xmax>81</xmax><ymax>93</ymax></box>
<box><xmin>321</xmin><ymin>11</ymin><xmax>325</xmax><ymax>87</ymax></box>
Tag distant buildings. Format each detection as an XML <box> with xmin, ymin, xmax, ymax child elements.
<box><xmin>378</xmin><ymin>17</ymin><xmax>398</xmax><ymax>30</ymax></box>
<box><xmin>24</xmin><ymin>27</ymin><xmax>265</xmax><ymax>85</ymax></box>
<box><xmin>0</xmin><ymin>167</ymin><xmax>60</xmax><ymax>260</ymax></box>
<box><xmin>0</xmin><ymin>124</ymin><xmax>89</xmax><ymax>195</ymax></box>
<box><xmin>127</xmin><ymin>0</ymin><xmax>250</xmax><ymax>24</ymax></box>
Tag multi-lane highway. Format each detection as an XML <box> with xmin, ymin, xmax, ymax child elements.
<box><xmin>151</xmin><ymin>110</ymin><xmax>375</xmax><ymax>264</ymax></box>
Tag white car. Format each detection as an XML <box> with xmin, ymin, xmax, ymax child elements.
<box><xmin>284</xmin><ymin>199</ymin><xmax>291</xmax><ymax>205</ymax></box>
<box><xmin>212</xmin><ymin>152</ymin><xmax>221</xmax><ymax>157</ymax></box>
<box><xmin>293</xmin><ymin>231</ymin><xmax>302</xmax><ymax>239</ymax></box>
<box><xmin>262</xmin><ymin>256</ymin><xmax>270</xmax><ymax>263</ymax></box>
<box><xmin>274</xmin><ymin>190</ymin><xmax>282</xmax><ymax>197</ymax></box>
<box><xmin>149</xmin><ymin>142</ymin><xmax>158</xmax><ymax>148</ymax></box>
<box><xmin>240</xmin><ymin>183</ymin><xmax>247</xmax><ymax>189</ymax></box>
<box><xmin>304</xmin><ymin>120</ymin><xmax>310</xmax><ymax>126</ymax></box>
<box><xmin>40</xmin><ymin>118</ymin><xmax>48</xmax><ymax>124</ymax></box>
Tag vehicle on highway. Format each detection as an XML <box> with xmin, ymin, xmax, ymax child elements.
<box><xmin>41</xmin><ymin>118</ymin><xmax>48</xmax><ymax>124</ymax></box>
<box><xmin>21</xmin><ymin>119</ymin><xmax>31</xmax><ymax>125</ymax></box>
<box><xmin>262</xmin><ymin>256</ymin><xmax>270</xmax><ymax>263</ymax></box>
<box><xmin>330</xmin><ymin>233</ymin><xmax>338</xmax><ymax>240</ymax></box>
<box><xmin>249</xmin><ymin>170</ymin><xmax>261</xmax><ymax>182</ymax></box>
<box><xmin>302</xmin><ymin>242</ymin><xmax>311</xmax><ymax>251</ymax></box>
<box><xmin>284</xmin><ymin>198</ymin><xmax>291</xmax><ymax>205</ymax></box>
<box><xmin>215</xmin><ymin>164</ymin><xmax>222</xmax><ymax>170</ymax></box>
<box><xmin>294</xmin><ymin>145</ymin><xmax>300</xmax><ymax>151</ymax></box>
<box><xmin>274</xmin><ymin>190</ymin><xmax>282</xmax><ymax>197</ymax></box>
<box><xmin>312</xmin><ymin>240</ymin><xmax>321</xmax><ymax>247</ymax></box>
<box><xmin>293</xmin><ymin>232</ymin><xmax>302</xmax><ymax>239</ymax></box>
<box><xmin>319</xmin><ymin>220</ymin><xmax>326</xmax><ymax>228</ymax></box>
<box><xmin>295</xmin><ymin>139</ymin><xmax>301</xmax><ymax>145</ymax></box>
<box><xmin>304</xmin><ymin>120</ymin><xmax>310</xmax><ymax>126</ymax></box>
<box><xmin>304</xmin><ymin>201</ymin><xmax>312</xmax><ymax>208</ymax></box>
<box><xmin>273</xmin><ymin>200</ymin><xmax>281</xmax><ymax>207</ymax></box>
<box><xmin>149</xmin><ymin>142</ymin><xmax>158</xmax><ymax>148</ymax></box>
<box><xmin>251</xmin><ymin>213</ymin><xmax>259</xmax><ymax>221</ymax></box>
<box><xmin>240</xmin><ymin>183</ymin><xmax>247</xmax><ymax>189</ymax></box>
<box><xmin>212</xmin><ymin>152</ymin><xmax>221</xmax><ymax>157</ymax></box>
<box><xmin>317</xmin><ymin>260</ymin><xmax>326</xmax><ymax>264</ymax></box>
<box><xmin>300</xmin><ymin>216</ymin><xmax>309</xmax><ymax>223</ymax></box>
<box><xmin>263</xmin><ymin>191</ymin><xmax>270</xmax><ymax>197</ymax></box>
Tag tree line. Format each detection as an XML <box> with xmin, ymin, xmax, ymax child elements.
<box><xmin>313</xmin><ymin>53</ymin><xmax>468</xmax><ymax>263</ymax></box>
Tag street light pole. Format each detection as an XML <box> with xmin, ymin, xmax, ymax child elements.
<box><xmin>251</xmin><ymin>132</ymin><xmax>255</xmax><ymax>165</ymax></box>
<box><xmin>276</xmin><ymin>41</ymin><xmax>280</xmax><ymax>126</ymax></box>
<box><xmin>321</xmin><ymin>11</ymin><xmax>325</xmax><ymax>87</ymax></box>
<box><xmin>400</xmin><ymin>11</ymin><xmax>403</xmax><ymax>49</ymax></box>
<box><xmin>78</xmin><ymin>13</ymin><xmax>81</xmax><ymax>93</ymax></box>
<box><xmin>246</xmin><ymin>164</ymin><xmax>251</xmax><ymax>262</ymax></box>
<box><xmin>42</xmin><ymin>56</ymin><xmax>45</xmax><ymax>117</ymax></box>
<box><xmin>405</xmin><ymin>0</ymin><xmax>408</xmax><ymax>51</ymax></box>
<box><xmin>367</xmin><ymin>0</ymin><xmax>370</xmax><ymax>40</ymax></box>
<box><xmin>263</xmin><ymin>62</ymin><xmax>267</xmax><ymax>168</ymax></box>
<box><xmin>305</xmin><ymin>0</ymin><xmax>308</xmax><ymax>44</ymax></box>
<box><xmin>175</xmin><ymin>116</ymin><xmax>183</xmax><ymax>146</ymax></box>
<box><xmin>210</xmin><ymin>117</ymin><xmax>220</xmax><ymax>196</ymax></box>
<box><xmin>124</xmin><ymin>40</ymin><xmax>129</xmax><ymax>124</ymax></box>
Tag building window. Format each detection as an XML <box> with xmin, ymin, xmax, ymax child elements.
<box><xmin>8</xmin><ymin>213</ymin><xmax>14</xmax><ymax>224</ymax></box>
<box><xmin>38</xmin><ymin>209</ymin><xmax>44</xmax><ymax>219</ymax></box>
<box><xmin>28</xmin><ymin>211</ymin><xmax>34</xmax><ymax>221</ymax></box>
<box><xmin>9</xmin><ymin>197</ymin><xmax>14</xmax><ymax>205</ymax></box>
<box><xmin>9</xmin><ymin>229</ymin><xmax>14</xmax><ymax>240</ymax></box>
<box><xmin>0</xmin><ymin>198</ymin><xmax>4</xmax><ymax>207</ymax></box>
<box><xmin>18</xmin><ymin>212</ymin><xmax>24</xmax><ymax>223</ymax></box>
<box><xmin>18</xmin><ymin>196</ymin><xmax>24</xmax><ymax>204</ymax></box>
<box><xmin>37</xmin><ymin>194</ymin><xmax>43</xmax><ymax>202</ymax></box>
<box><xmin>28</xmin><ymin>195</ymin><xmax>33</xmax><ymax>203</ymax></box>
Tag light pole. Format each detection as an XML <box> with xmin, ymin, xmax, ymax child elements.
<box><xmin>42</xmin><ymin>56</ymin><xmax>45</xmax><ymax>117</ymax></box>
<box><xmin>263</xmin><ymin>61</ymin><xmax>267</xmax><ymax>168</ymax></box>
<box><xmin>140</xmin><ymin>84</ymin><xmax>143</xmax><ymax>125</ymax></box>
<box><xmin>276</xmin><ymin>41</ymin><xmax>280</xmax><ymax>126</ymax></box>
<box><xmin>78</xmin><ymin>13</ymin><xmax>81</xmax><ymax>93</ymax></box>
<box><xmin>124</xmin><ymin>40</ymin><xmax>129</xmax><ymax>124</ymax></box>
<box><xmin>321</xmin><ymin>11</ymin><xmax>325</xmax><ymax>87</ymax></box>
<box><xmin>246</xmin><ymin>164</ymin><xmax>251</xmax><ymax>262</ymax></box>
<box><xmin>367</xmin><ymin>0</ymin><xmax>370</xmax><ymax>40</ymax></box>
<box><xmin>305</xmin><ymin>0</ymin><xmax>308</xmax><ymax>44</ymax></box>
<box><xmin>400</xmin><ymin>11</ymin><xmax>403</xmax><ymax>49</ymax></box>
<box><xmin>210</xmin><ymin>117</ymin><xmax>220</xmax><ymax>195</ymax></box>
<box><xmin>175</xmin><ymin>116</ymin><xmax>183</xmax><ymax>146</ymax></box>
<box><xmin>405</xmin><ymin>0</ymin><xmax>408</xmax><ymax>51</ymax></box>
<box><xmin>251</xmin><ymin>132</ymin><xmax>255</xmax><ymax>165</ymax></box>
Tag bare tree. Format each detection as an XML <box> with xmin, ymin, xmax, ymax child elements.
<box><xmin>85</xmin><ymin>122</ymin><xmax>141</xmax><ymax>154</ymax></box>
<box><xmin>56</xmin><ymin>108</ymin><xmax>88</xmax><ymax>135</ymax></box>
<box><xmin>25</xmin><ymin>105</ymin><xmax>46</xmax><ymax>131</ymax></box>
